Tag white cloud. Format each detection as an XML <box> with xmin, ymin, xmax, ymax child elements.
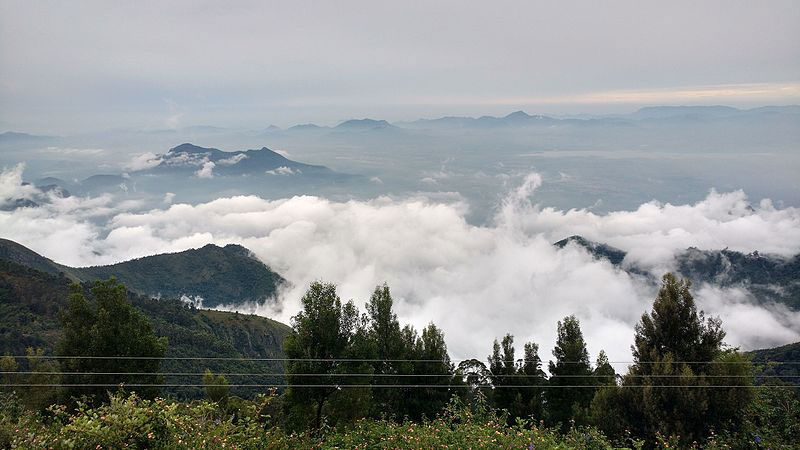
<box><xmin>163</xmin><ymin>151</ymin><xmax>208</xmax><ymax>167</ymax></box>
<box><xmin>40</xmin><ymin>146</ymin><xmax>106</xmax><ymax>156</ymax></box>
<box><xmin>217</xmin><ymin>153</ymin><xmax>248</xmax><ymax>166</ymax></box>
<box><xmin>0</xmin><ymin>163</ymin><xmax>38</xmax><ymax>206</ymax></box>
<box><xmin>194</xmin><ymin>161</ymin><xmax>215</xmax><ymax>178</ymax></box>
<box><xmin>1</xmin><ymin>165</ymin><xmax>798</xmax><ymax>363</ymax></box>
<box><xmin>125</xmin><ymin>152</ymin><xmax>163</xmax><ymax>171</ymax></box>
<box><xmin>693</xmin><ymin>284</ymin><xmax>800</xmax><ymax>351</ymax></box>
<box><xmin>163</xmin><ymin>192</ymin><xmax>176</xmax><ymax>204</ymax></box>
<box><xmin>506</xmin><ymin>186</ymin><xmax>800</xmax><ymax>274</ymax></box>
<box><xmin>420</xmin><ymin>177</ymin><xmax>438</xmax><ymax>185</ymax></box>
<box><xmin>265</xmin><ymin>166</ymin><xmax>298</xmax><ymax>175</ymax></box>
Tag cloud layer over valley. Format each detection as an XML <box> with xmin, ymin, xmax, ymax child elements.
<box><xmin>2</xmin><ymin>165</ymin><xmax>798</xmax><ymax>364</ymax></box>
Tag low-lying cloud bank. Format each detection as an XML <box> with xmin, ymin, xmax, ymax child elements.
<box><xmin>2</xmin><ymin>166</ymin><xmax>799</xmax><ymax>364</ymax></box>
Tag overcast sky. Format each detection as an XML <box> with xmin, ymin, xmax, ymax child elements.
<box><xmin>1</xmin><ymin>0</ymin><xmax>799</xmax><ymax>132</ymax></box>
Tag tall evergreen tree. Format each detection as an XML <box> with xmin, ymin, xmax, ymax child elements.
<box><xmin>404</xmin><ymin>323</ymin><xmax>454</xmax><ymax>420</ymax></box>
<box><xmin>518</xmin><ymin>341</ymin><xmax>546</xmax><ymax>421</ymax></box>
<box><xmin>488</xmin><ymin>334</ymin><xmax>518</xmax><ymax>419</ymax></box>
<box><xmin>593</xmin><ymin>351</ymin><xmax>616</xmax><ymax>387</ymax></box>
<box><xmin>365</xmin><ymin>284</ymin><xmax>404</xmax><ymax>417</ymax></box>
<box><xmin>593</xmin><ymin>273</ymin><xmax>754</xmax><ymax>444</ymax></box>
<box><xmin>57</xmin><ymin>280</ymin><xmax>167</xmax><ymax>403</ymax></box>
<box><xmin>633</xmin><ymin>273</ymin><xmax>724</xmax><ymax>369</ymax></box>
<box><xmin>547</xmin><ymin>315</ymin><xmax>594</xmax><ymax>428</ymax></box>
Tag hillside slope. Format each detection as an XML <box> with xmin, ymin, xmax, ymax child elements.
<box><xmin>555</xmin><ymin>235</ymin><xmax>800</xmax><ymax>310</ymax></box>
<box><xmin>748</xmin><ymin>342</ymin><xmax>800</xmax><ymax>386</ymax></box>
<box><xmin>0</xmin><ymin>257</ymin><xmax>291</xmax><ymax>398</ymax></box>
<box><xmin>0</xmin><ymin>239</ymin><xmax>285</xmax><ymax>308</ymax></box>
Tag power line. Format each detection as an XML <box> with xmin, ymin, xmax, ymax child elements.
<box><xmin>10</xmin><ymin>355</ymin><xmax>798</xmax><ymax>364</ymax></box>
<box><xmin>2</xmin><ymin>372</ymin><xmax>795</xmax><ymax>378</ymax></box>
<box><xmin>3</xmin><ymin>384</ymin><xmax>789</xmax><ymax>389</ymax></box>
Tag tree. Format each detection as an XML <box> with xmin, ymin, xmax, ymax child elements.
<box><xmin>488</xmin><ymin>335</ymin><xmax>547</xmax><ymax>423</ymax></box>
<box><xmin>403</xmin><ymin>323</ymin><xmax>455</xmax><ymax>421</ymax></box>
<box><xmin>419</xmin><ymin>324</ymin><xmax>455</xmax><ymax>417</ymax></box>
<box><xmin>365</xmin><ymin>284</ymin><xmax>404</xmax><ymax>417</ymax></box>
<box><xmin>518</xmin><ymin>341</ymin><xmax>546</xmax><ymax>421</ymax></box>
<box><xmin>488</xmin><ymin>334</ymin><xmax>519</xmax><ymax>421</ymax></box>
<box><xmin>455</xmin><ymin>358</ymin><xmax>492</xmax><ymax>402</ymax></box>
<box><xmin>632</xmin><ymin>273</ymin><xmax>724</xmax><ymax>370</ymax></box>
<box><xmin>593</xmin><ymin>273</ymin><xmax>754</xmax><ymax>444</ymax></box>
<box><xmin>57</xmin><ymin>280</ymin><xmax>167</xmax><ymax>403</ymax></box>
<box><xmin>203</xmin><ymin>369</ymin><xmax>230</xmax><ymax>406</ymax></box>
<box><xmin>17</xmin><ymin>348</ymin><xmax>61</xmax><ymax>410</ymax></box>
<box><xmin>283</xmin><ymin>281</ymin><xmax>360</xmax><ymax>430</ymax></box>
<box><xmin>547</xmin><ymin>315</ymin><xmax>594</xmax><ymax>428</ymax></box>
<box><xmin>593</xmin><ymin>351</ymin><xmax>616</xmax><ymax>387</ymax></box>
<box><xmin>0</xmin><ymin>356</ymin><xmax>17</xmax><ymax>389</ymax></box>
<box><xmin>327</xmin><ymin>309</ymin><xmax>375</xmax><ymax>426</ymax></box>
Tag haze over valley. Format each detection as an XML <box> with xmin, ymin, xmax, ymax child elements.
<box><xmin>2</xmin><ymin>106</ymin><xmax>799</xmax><ymax>362</ymax></box>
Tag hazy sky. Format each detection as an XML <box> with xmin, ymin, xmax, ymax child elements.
<box><xmin>1</xmin><ymin>0</ymin><xmax>799</xmax><ymax>132</ymax></box>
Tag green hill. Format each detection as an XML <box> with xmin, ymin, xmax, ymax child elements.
<box><xmin>748</xmin><ymin>341</ymin><xmax>800</xmax><ymax>387</ymax></box>
<box><xmin>0</xmin><ymin>238</ymin><xmax>285</xmax><ymax>308</ymax></box>
<box><xmin>0</xmin><ymin>255</ymin><xmax>292</xmax><ymax>399</ymax></box>
<box><xmin>554</xmin><ymin>235</ymin><xmax>800</xmax><ymax>310</ymax></box>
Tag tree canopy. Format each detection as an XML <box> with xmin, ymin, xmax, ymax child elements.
<box><xmin>57</xmin><ymin>279</ymin><xmax>167</xmax><ymax>403</ymax></box>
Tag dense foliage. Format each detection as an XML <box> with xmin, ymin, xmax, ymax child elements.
<box><xmin>1</xmin><ymin>390</ymin><xmax>624</xmax><ymax>449</ymax></box>
<box><xmin>283</xmin><ymin>282</ymin><xmax>456</xmax><ymax>430</ymax></box>
<box><xmin>74</xmin><ymin>244</ymin><xmax>285</xmax><ymax>308</ymax></box>
<box><xmin>749</xmin><ymin>341</ymin><xmax>800</xmax><ymax>386</ymax></box>
<box><xmin>0</xmin><ymin>258</ymin><xmax>290</xmax><ymax>399</ymax></box>
<box><xmin>57</xmin><ymin>279</ymin><xmax>168</xmax><ymax>401</ymax></box>
<box><xmin>591</xmin><ymin>274</ymin><xmax>755</xmax><ymax>446</ymax></box>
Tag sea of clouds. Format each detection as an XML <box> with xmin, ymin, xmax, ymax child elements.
<box><xmin>2</xmin><ymin>163</ymin><xmax>799</xmax><ymax>365</ymax></box>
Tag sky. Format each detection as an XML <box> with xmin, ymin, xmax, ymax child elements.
<box><xmin>1</xmin><ymin>0</ymin><xmax>799</xmax><ymax>133</ymax></box>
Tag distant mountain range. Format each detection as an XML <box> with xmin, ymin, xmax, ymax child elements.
<box><xmin>0</xmin><ymin>131</ymin><xmax>55</xmax><ymax>146</ymax></box>
<box><xmin>262</xmin><ymin>105</ymin><xmax>800</xmax><ymax>132</ymax></box>
<box><xmin>335</xmin><ymin>118</ymin><xmax>395</xmax><ymax>131</ymax></box>
<box><xmin>3</xmin><ymin>105</ymin><xmax>797</xmax><ymax>143</ymax></box>
<box><xmin>555</xmin><ymin>235</ymin><xmax>800</xmax><ymax>310</ymax></box>
<box><xmin>0</xmin><ymin>238</ymin><xmax>285</xmax><ymax>308</ymax></box>
<box><xmin>398</xmin><ymin>105</ymin><xmax>800</xmax><ymax>130</ymax></box>
<box><xmin>628</xmin><ymin>105</ymin><xmax>800</xmax><ymax>120</ymax></box>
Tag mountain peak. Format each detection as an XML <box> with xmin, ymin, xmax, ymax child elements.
<box><xmin>335</xmin><ymin>118</ymin><xmax>392</xmax><ymax>130</ymax></box>
<box><xmin>0</xmin><ymin>238</ymin><xmax>285</xmax><ymax>308</ymax></box>
<box><xmin>505</xmin><ymin>110</ymin><xmax>531</xmax><ymax>119</ymax></box>
<box><xmin>168</xmin><ymin>143</ymin><xmax>213</xmax><ymax>154</ymax></box>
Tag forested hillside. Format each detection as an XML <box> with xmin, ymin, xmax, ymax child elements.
<box><xmin>749</xmin><ymin>342</ymin><xmax>800</xmax><ymax>386</ymax></box>
<box><xmin>0</xmin><ymin>258</ymin><xmax>291</xmax><ymax>398</ymax></box>
<box><xmin>556</xmin><ymin>235</ymin><xmax>800</xmax><ymax>309</ymax></box>
<box><xmin>0</xmin><ymin>238</ymin><xmax>284</xmax><ymax>308</ymax></box>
